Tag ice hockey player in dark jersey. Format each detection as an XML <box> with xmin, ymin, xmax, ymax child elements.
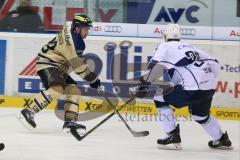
<box><xmin>17</xmin><ymin>15</ymin><xmax>101</xmax><ymax>132</ymax></box>
<box><xmin>137</xmin><ymin>24</ymin><xmax>232</xmax><ymax>150</ymax></box>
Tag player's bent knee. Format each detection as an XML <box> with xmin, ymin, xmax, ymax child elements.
<box><xmin>46</xmin><ymin>86</ymin><xmax>64</xmax><ymax>100</ymax></box>
<box><xmin>192</xmin><ymin>114</ymin><xmax>210</xmax><ymax>124</ymax></box>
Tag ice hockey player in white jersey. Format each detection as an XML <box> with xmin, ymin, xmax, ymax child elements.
<box><xmin>136</xmin><ymin>24</ymin><xmax>232</xmax><ymax>150</ymax></box>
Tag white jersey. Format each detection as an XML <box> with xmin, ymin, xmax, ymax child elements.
<box><xmin>151</xmin><ymin>41</ymin><xmax>220</xmax><ymax>90</ymax></box>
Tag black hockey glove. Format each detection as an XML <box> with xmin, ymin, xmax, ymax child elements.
<box><xmin>90</xmin><ymin>77</ymin><xmax>101</xmax><ymax>89</ymax></box>
<box><xmin>136</xmin><ymin>77</ymin><xmax>151</xmax><ymax>98</ymax></box>
<box><xmin>136</xmin><ymin>85</ymin><xmax>149</xmax><ymax>98</ymax></box>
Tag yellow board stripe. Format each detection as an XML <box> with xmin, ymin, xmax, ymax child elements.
<box><xmin>0</xmin><ymin>96</ymin><xmax>239</xmax><ymax>120</ymax></box>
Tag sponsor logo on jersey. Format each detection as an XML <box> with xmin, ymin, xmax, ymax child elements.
<box><xmin>64</xmin><ymin>28</ymin><xmax>71</xmax><ymax>46</ymax></box>
<box><xmin>58</xmin><ymin>31</ymin><xmax>64</xmax><ymax>45</ymax></box>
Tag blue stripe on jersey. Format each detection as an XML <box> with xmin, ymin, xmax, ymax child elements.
<box><xmin>38</xmin><ymin>54</ymin><xmax>58</xmax><ymax>63</ymax></box>
<box><xmin>36</xmin><ymin>62</ymin><xmax>59</xmax><ymax>67</ymax></box>
<box><xmin>168</xmin><ymin>68</ymin><xmax>175</xmax><ymax>79</ymax></box>
<box><xmin>37</xmin><ymin>54</ymin><xmax>68</xmax><ymax>67</ymax></box>
<box><xmin>201</xmin><ymin>59</ymin><xmax>219</xmax><ymax>63</ymax></box>
<box><xmin>71</xmin><ymin>29</ymin><xmax>85</xmax><ymax>56</ymax></box>
<box><xmin>175</xmin><ymin>57</ymin><xmax>194</xmax><ymax>66</ymax></box>
<box><xmin>159</xmin><ymin>61</ymin><xmax>184</xmax><ymax>84</ymax></box>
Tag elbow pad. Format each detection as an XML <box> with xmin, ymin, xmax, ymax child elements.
<box><xmin>140</xmin><ymin>60</ymin><xmax>163</xmax><ymax>84</ymax></box>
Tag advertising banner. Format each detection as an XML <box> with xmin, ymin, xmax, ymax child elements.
<box><xmin>0</xmin><ymin>40</ymin><xmax>6</xmax><ymax>94</ymax></box>
<box><xmin>127</xmin><ymin>0</ymin><xmax>212</xmax><ymax>26</ymax></box>
<box><xmin>138</xmin><ymin>24</ymin><xmax>212</xmax><ymax>40</ymax></box>
<box><xmin>0</xmin><ymin>95</ymin><xmax>239</xmax><ymax>120</ymax></box>
<box><xmin>213</xmin><ymin>27</ymin><xmax>240</xmax><ymax>41</ymax></box>
<box><xmin>89</xmin><ymin>22</ymin><xmax>138</xmax><ymax>37</ymax></box>
<box><xmin>0</xmin><ymin>0</ymin><xmax>125</xmax><ymax>31</ymax></box>
<box><xmin>1</xmin><ymin>33</ymin><xmax>239</xmax><ymax>109</ymax></box>
<box><xmin>67</xmin><ymin>22</ymin><xmax>239</xmax><ymax>41</ymax></box>
<box><xmin>0</xmin><ymin>0</ymin><xmax>239</xmax><ymax>32</ymax></box>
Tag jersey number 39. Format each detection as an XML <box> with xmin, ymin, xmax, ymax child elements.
<box><xmin>185</xmin><ymin>51</ymin><xmax>204</xmax><ymax>67</ymax></box>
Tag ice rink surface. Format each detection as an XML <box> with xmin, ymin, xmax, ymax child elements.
<box><xmin>0</xmin><ymin>108</ymin><xmax>239</xmax><ymax>160</ymax></box>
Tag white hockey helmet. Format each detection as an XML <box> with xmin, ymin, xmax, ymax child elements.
<box><xmin>163</xmin><ymin>24</ymin><xmax>181</xmax><ymax>41</ymax></box>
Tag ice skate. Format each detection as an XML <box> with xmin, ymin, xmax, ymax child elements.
<box><xmin>208</xmin><ymin>132</ymin><xmax>233</xmax><ymax>150</ymax></box>
<box><xmin>17</xmin><ymin>108</ymin><xmax>36</xmax><ymax>129</ymax></box>
<box><xmin>63</xmin><ymin>121</ymin><xmax>86</xmax><ymax>135</ymax></box>
<box><xmin>157</xmin><ymin>124</ymin><xmax>182</xmax><ymax>150</ymax></box>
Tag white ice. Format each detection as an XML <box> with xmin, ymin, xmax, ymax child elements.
<box><xmin>0</xmin><ymin>108</ymin><xmax>239</xmax><ymax>160</ymax></box>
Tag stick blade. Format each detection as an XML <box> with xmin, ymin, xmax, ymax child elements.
<box><xmin>70</xmin><ymin>129</ymin><xmax>83</xmax><ymax>141</ymax></box>
<box><xmin>132</xmin><ymin>131</ymin><xmax>149</xmax><ymax>137</ymax></box>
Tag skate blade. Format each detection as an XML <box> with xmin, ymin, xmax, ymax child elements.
<box><xmin>62</xmin><ymin>128</ymin><xmax>86</xmax><ymax>135</ymax></box>
<box><xmin>78</xmin><ymin>129</ymin><xmax>86</xmax><ymax>136</ymax></box>
<box><xmin>157</xmin><ymin>143</ymin><xmax>182</xmax><ymax>150</ymax></box>
<box><xmin>16</xmin><ymin>112</ymin><xmax>35</xmax><ymax>130</ymax></box>
<box><xmin>210</xmin><ymin>146</ymin><xmax>234</xmax><ymax>150</ymax></box>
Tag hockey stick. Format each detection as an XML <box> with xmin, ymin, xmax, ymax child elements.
<box><xmin>98</xmin><ymin>89</ymin><xmax>149</xmax><ymax>137</ymax></box>
<box><xmin>70</xmin><ymin>96</ymin><xmax>138</xmax><ymax>141</ymax></box>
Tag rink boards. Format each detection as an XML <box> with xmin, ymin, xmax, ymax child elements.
<box><xmin>0</xmin><ymin>33</ymin><xmax>239</xmax><ymax>120</ymax></box>
<box><xmin>0</xmin><ymin>96</ymin><xmax>239</xmax><ymax>120</ymax></box>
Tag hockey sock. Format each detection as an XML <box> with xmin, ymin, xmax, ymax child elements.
<box><xmin>192</xmin><ymin>115</ymin><xmax>223</xmax><ymax>140</ymax></box>
<box><xmin>158</xmin><ymin>106</ymin><xmax>176</xmax><ymax>133</ymax></box>
<box><xmin>28</xmin><ymin>90</ymin><xmax>53</xmax><ymax>113</ymax></box>
<box><xmin>28</xmin><ymin>86</ymin><xmax>63</xmax><ymax>113</ymax></box>
<box><xmin>64</xmin><ymin>85</ymin><xmax>80</xmax><ymax>122</ymax></box>
<box><xmin>64</xmin><ymin>99</ymin><xmax>79</xmax><ymax>122</ymax></box>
